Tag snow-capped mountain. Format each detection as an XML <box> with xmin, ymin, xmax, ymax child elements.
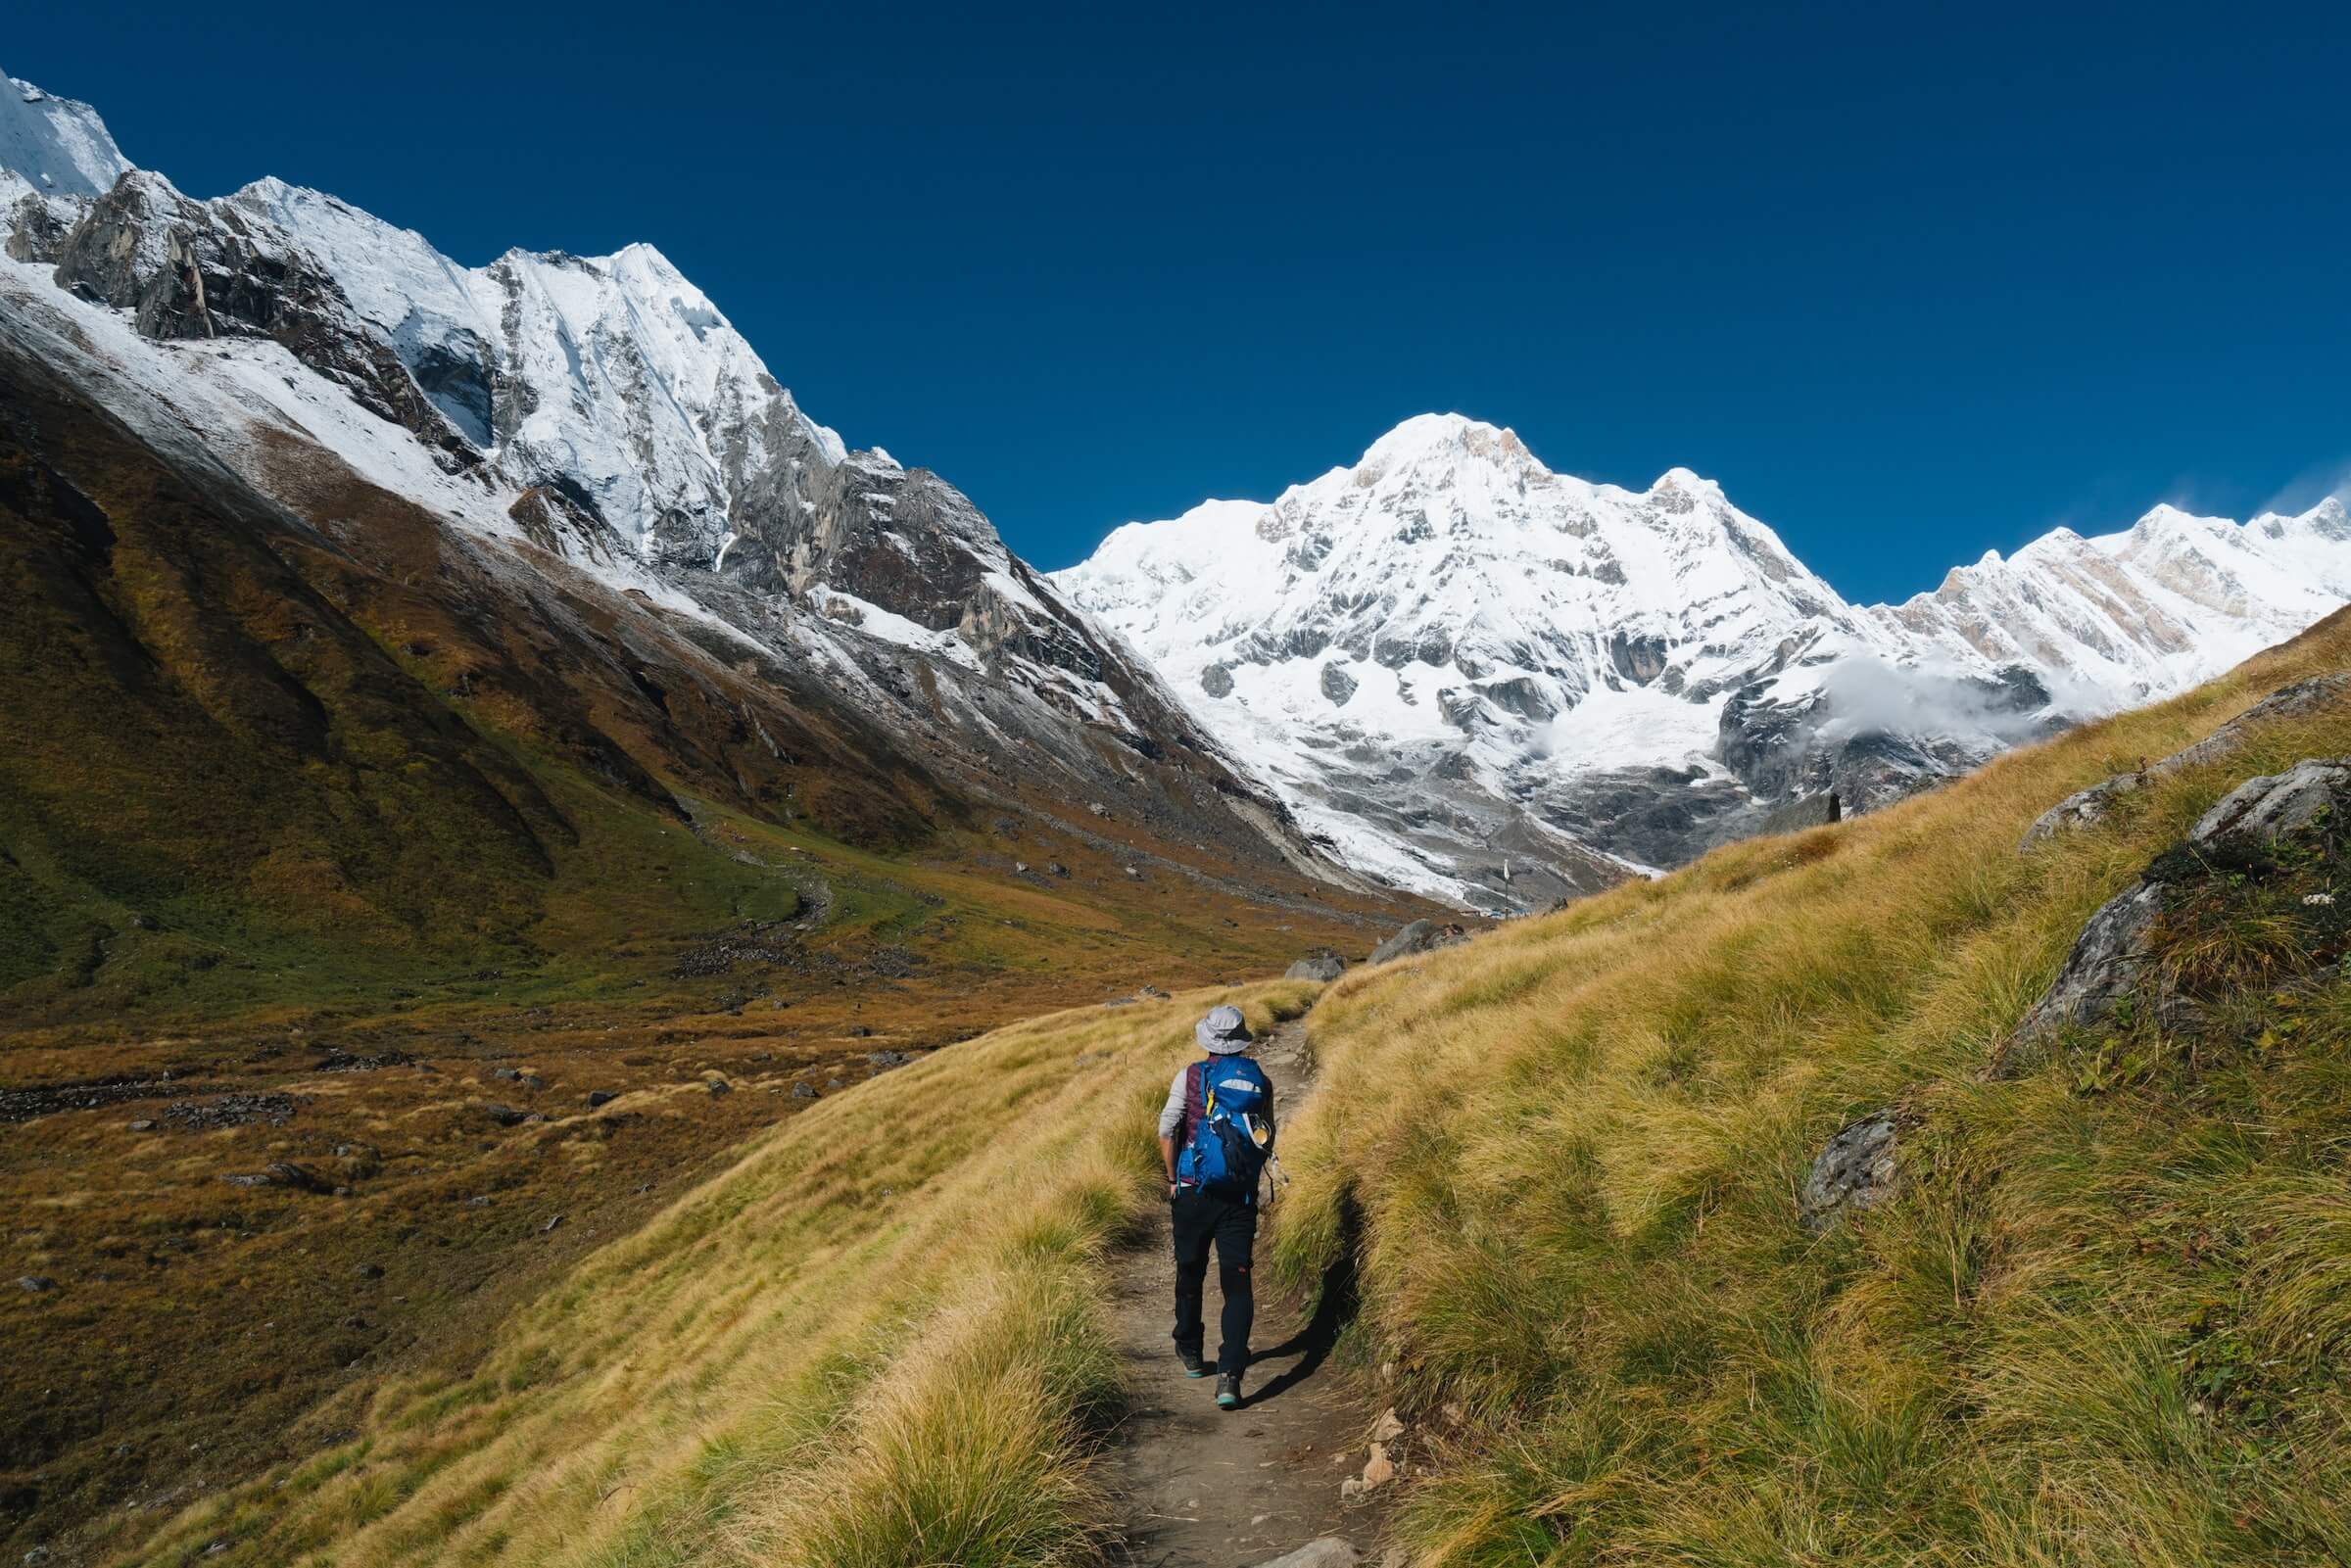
<box><xmin>0</xmin><ymin>72</ymin><xmax>127</xmax><ymax>198</ymax></box>
<box><xmin>0</xmin><ymin>67</ymin><xmax>1374</xmax><ymax>905</ymax></box>
<box><xmin>1054</xmin><ymin>414</ymin><xmax>2351</xmax><ymax>908</ymax></box>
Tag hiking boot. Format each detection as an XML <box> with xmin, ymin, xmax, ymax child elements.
<box><xmin>1216</xmin><ymin>1372</ymin><xmax>1242</xmax><ymax>1409</ymax></box>
<box><xmin>1178</xmin><ymin>1347</ymin><xmax>1207</xmax><ymax>1378</ymax></box>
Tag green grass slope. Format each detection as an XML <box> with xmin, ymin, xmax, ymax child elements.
<box><xmin>101</xmin><ymin>981</ymin><xmax>1319</xmax><ymax>1568</ymax></box>
<box><xmin>1271</xmin><ymin>610</ymin><xmax>2351</xmax><ymax>1566</ymax></box>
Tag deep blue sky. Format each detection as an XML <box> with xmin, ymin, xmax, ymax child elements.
<box><xmin>13</xmin><ymin>3</ymin><xmax>2349</xmax><ymax>600</ymax></box>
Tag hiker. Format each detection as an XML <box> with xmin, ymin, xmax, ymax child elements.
<box><xmin>1159</xmin><ymin>1004</ymin><xmax>1276</xmax><ymax>1409</ymax></box>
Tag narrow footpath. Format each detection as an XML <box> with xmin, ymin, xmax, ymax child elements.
<box><xmin>1102</xmin><ymin>1020</ymin><xmax>1396</xmax><ymax>1568</ymax></box>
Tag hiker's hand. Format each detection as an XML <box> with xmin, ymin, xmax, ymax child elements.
<box><xmin>1167</xmin><ymin>1180</ymin><xmax>1179</xmax><ymax>1200</ymax></box>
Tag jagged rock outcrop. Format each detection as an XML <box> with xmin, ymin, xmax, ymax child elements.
<box><xmin>2021</xmin><ymin>676</ymin><xmax>2351</xmax><ymax>850</ymax></box>
<box><xmin>2004</xmin><ymin>757</ymin><xmax>2351</xmax><ymax>1064</ymax></box>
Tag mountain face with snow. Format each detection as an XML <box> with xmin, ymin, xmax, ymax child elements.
<box><xmin>1054</xmin><ymin>415</ymin><xmax>2351</xmax><ymax>909</ymax></box>
<box><xmin>0</xmin><ymin>67</ymin><xmax>1379</xmax><ymax>919</ymax></box>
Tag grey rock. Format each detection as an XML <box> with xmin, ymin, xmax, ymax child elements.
<box><xmin>1799</xmin><ymin>1112</ymin><xmax>1901</xmax><ymax>1232</ymax></box>
<box><xmin>2192</xmin><ymin>757</ymin><xmax>2351</xmax><ymax>843</ymax></box>
<box><xmin>126</xmin><ymin>1118</ymin><xmax>157</xmax><ymax>1132</ymax></box>
<box><xmin>1756</xmin><ymin>790</ymin><xmax>1841</xmax><ymax>836</ymax></box>
<box><xmin>356</xmin><ymin>1262</ymin><xmax>385</xmax><ymax>1279</ymax></box>
<box><xmin>1367</xmin><ymin>919</ymin><xmax>1468</xmax><ymax>966</ymax></box>
<box><xmin>585</xmin><ymin>1090</ymin><xmax>617</xmax><ymax>1108</ymax></box>
<box><xmin>705</xmin><ymin>1078</ymin><xmax>733</xmax><ymax>1096</ymax></box>
<box><xmin>16</xmin><ymin>1276</ymin><xmax>55</xmax><ymax>1294</ymax></box>
<box><xmin>2021</xmin><ymin>774</ymin><xmax>2143</xmax><ymax>850</ymax></box>
<box><xmin>1319</xmin><ymin>661</ymin><xmax>1359</xmax><ymax>707</ymax></box>
<box><xmin>541</xmin><ymin>1213</ymin><xmax>565</xmax><ymax>1234</ymax></box>
<box><xmin>791</xmin><ymin>1081</ymin><xmax>819</xmax><ymax>1100</ymax></box>
<box><xmin>2021</xmin><ymin>677</ymin><xmax>2351</xmax><ymax>851</ymax></box>
<box><xmin>867</xmin><ymin>1050</ymin><xmax>914</xmax><ymax>1069</ymax></box>
<box><xmin>1251</xmin><ymin>1542</ymin><xmax>1360</xmax><ymax>1568</ymax></box>
<box><xmin>2008</xmin><ymin>756</ymin><xmax>2350</xmax><ymax>1061</ymax></box>
<box><xmin>2009</xmin><ymin>880</ymin><xmax>2166</xmax><ymax>1051</ymax></box>
<box><xmin>1285</xmin><ymin>950</ymin><xmax>1348</xmax><ymax>982</ymax></box>
<box><xmin>1200</xmin><ymin>662</ymin><xmax>1235</xmax><ymax>698</ymax></box>
<box><xmin>479</xmin><ymin>1102</ymin><xmax>531</xmax><ymax>1126</ymax></box>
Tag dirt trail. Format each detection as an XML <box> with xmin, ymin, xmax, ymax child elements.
<box><xmin>1103</xmin><ymin>1020</ymin><xmax>1392</xmax><ymax>1567</ymax></box>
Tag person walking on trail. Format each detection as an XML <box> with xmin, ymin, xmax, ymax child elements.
<box><xmin>1159</xmin><ymin>1004</ymin><xmax>1277</xmax><ymax>1410</ymax></box>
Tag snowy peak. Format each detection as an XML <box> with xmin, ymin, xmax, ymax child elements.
<box><xmin>1061</xmin><ymin>421</ymin><xmax>2351</xmax><ymax>908</ymax></box>
<box><xmin>0</xmin><ymin>71</ymin><xmax>129</xmax><ymax>198</ymax></box>
<box><xmin>1353</xmin><ymin>411</ymin><xmax>1536</xmax><ymax>481</ymax></box>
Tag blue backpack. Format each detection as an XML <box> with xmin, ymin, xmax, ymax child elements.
<box><xmin>1177</xmin><ymin>1056</ymin><xmax>1274</xmax><ymax>1201</ymax></box>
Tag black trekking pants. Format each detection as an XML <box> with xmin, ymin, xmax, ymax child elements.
<box><xmin>1170</xmin><ymin>1187</ymin><xmax>1256</xmax><ymax>1375</ymax></box>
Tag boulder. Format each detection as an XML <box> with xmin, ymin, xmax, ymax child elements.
<box><xmin>1799</xmin><ymin>1111</ymin><xmax>1902</xmax><ymax>1232</ymax></box>
<box><xmin>1285</xmin><ymin>950</ymin><xmax>1348</xmax><ymax>982</ymax></box>
<box><xmin>2022</xmin><ymin>677</ymin><xmax>2351</xmax><ymax>851</ymax></box>
<box><xmin>17</xmin><ymin>1276</ymin><xmax>55</xmax><ymax>1293</ymax></box>
<box><xmin>2193</xmin><ymin>757</ymin><xmax>2351</xmax><ymax>842</ymax></box>
<box><xmin>866</xmin><ymin>1050</ymin><xmax>914</xmax><ymax>1069</ymax></box>
<box><xmin>479</xmin><ymin>1102</ymin><xmax>532</xmax><ymax>1127</ymax></box>
<box><xmin>791</xmin><ymin>1081</ymin><xmax>819</xmax><ymax>1100</ymax></box>
<box><xmin>2008</xmin><ymin>882</ymin><xmax>2166</xmax><ymax>1049</ymax></box>
<box><xmin>585</xmin><ymin>1090</ymin><xmax>617</xmax><ymax>1109</ymax></box>
<box><xmin>1367</xmin><ymin>919</ymin><xmax>1467</xmax><ymax>966</ymax></box>
<box><xmin>2007</xmin><ymin>757</ymin><xmax>2350</xmax><ymax>1060</ymax></box>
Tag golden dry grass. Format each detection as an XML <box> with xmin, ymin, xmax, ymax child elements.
<box><xmin>106</xmin><ymin>980</ymin><xmax>1321</xmax><ymax>1567</ymax></box>
<box><xmin>1266</xmin><ymin>611</ymin><xmax>2351</xmax><ymax>1565</ymax></box>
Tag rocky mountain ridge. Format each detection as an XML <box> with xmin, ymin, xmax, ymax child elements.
<box><xmin>0</xmin><ymin>66</ymin><xmax>1384</xmax><ymax>932</ymax></box>
<box><xmin>1055</xmin><ymin>414</ymin><xmax>2351</xmax><ymax>908</ymax></box>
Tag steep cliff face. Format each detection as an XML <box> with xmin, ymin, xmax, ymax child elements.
<box><xmin>1057</xmin><ymin>416</ymin><xmax>2351</xmax><ymax>908</ymax></box>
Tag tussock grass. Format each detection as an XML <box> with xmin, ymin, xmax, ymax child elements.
<box><xmin>1271</xmin><ymin>612</ymin><xmax>2351</xmax><ymax>1565</ymax></box>
<box><xmin>113</xmin><ymin>980</ymin><xmax>1320</xmax><ymax>1567</ymax></box>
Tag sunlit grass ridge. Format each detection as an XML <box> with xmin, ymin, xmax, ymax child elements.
<box><xmin>117</xmin><ymin>980</ymin><xmax>1320</xmax><ymax>1567</ymax></box>
<box><xmin>1270</xmin><ymin>609</ymin><xmax>2351</xmax><ymax>1565</ymax></box>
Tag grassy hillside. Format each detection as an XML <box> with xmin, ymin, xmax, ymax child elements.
<box><xmin>84</xmin><ymin>981</ymin><xmax>1319</xmax><ymax>1568</ymax></box>
<box><xmin>57</xmin><ymin>613</ymin><xmax>2351</xmax><ymax>1568</ymax></box>
<box><xmin>1270</xmin><ymin>609</ymin><xmax>2351</xmax><ymax>1565</ymax></box>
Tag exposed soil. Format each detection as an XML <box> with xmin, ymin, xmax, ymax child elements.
<box><xmin>1104</xmin><ymin>1022</ymin><xmax>1396</xmax><ymax>1567</ymax></box>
